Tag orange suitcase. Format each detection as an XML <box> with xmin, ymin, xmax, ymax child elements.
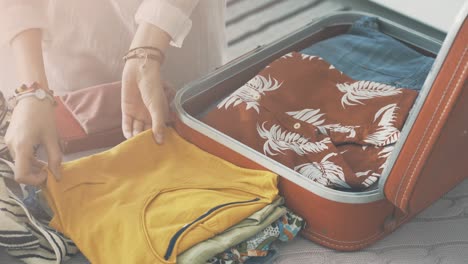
<box><xmin>173</xmin><ymin>10</ymin><xmax>468</xmax><ymax>250</ymax></box>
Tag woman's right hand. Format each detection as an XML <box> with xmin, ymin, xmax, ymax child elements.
<box><xmin>5</xmin><ymin>97</ymin><xmax>62</xmax><ymax>185</ymax></box>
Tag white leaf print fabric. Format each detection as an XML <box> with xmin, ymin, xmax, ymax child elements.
<box><xmin>336</xmin><ymin>81</ymin><xmax>402</xmax><ymax>107</ymax></box>
<box><xmin>365</xmin><ymin>104</ymin><xmax>401</xmax><ymax>146</ymax></box>
<box><xmin>374</xmin><ymin>103</ymin><xmax>398</xmax><ymax>127</ymax></box>
<box><xmin>300</xmin><ymin>54</ymin><xmax>317</xmax><ymax>61</ymax></box>
<box><xmin>294</xmin><ymin>153</ymin><xmax>351</xmax><ymax>189</ymax></box>
<box><xmin>286</xmin><ymin>109</ymin><xmax>359</xmax><ymax>139</ymax></box>
<box><xmin>365</xmin><ymin>128</ymin><xmax>400</xmax><ymax>147</ymax></box>
<box><xmin>217</xmin><ymin>75</ymin><xmax>282</xmax><ymax>113</ymax></box>
<box><xmin>286</xmin><ymin>109</ymin><xmax>326</xmax><ymax>126</ymax></box>
<box><xmin>317</xmin><ymin>124</ymin><xmax>359</xmax><ymax>138</ymax></box>
<box><xmin>256</xmin><ymin>122</ymin><xmax>330</xmax><ymax>156</ymax></box>
<box><xmin>355</xmin><ymin>170</ymin><xmax>380</xmax><ymax>187</ymax></box>
<box><xmin>281</xmin><ymin>52</ymin><xmax>293</xmax><ymax>59</ymax></box>
<box><xmin>378</xmin><ymin>145</ymin><xmax>395</xmax><ymax>170</ymax></box>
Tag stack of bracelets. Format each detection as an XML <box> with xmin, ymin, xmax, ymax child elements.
<box><xmin>8</xmin><ymin>82</ymin><xmax>56</xmax><ymax>107</ymax></box>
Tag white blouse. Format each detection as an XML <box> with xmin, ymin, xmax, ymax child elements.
<box><xmin>0</xmin><ymin>0</ymin><xmax>226</xmax><ymax>95</ymax></box>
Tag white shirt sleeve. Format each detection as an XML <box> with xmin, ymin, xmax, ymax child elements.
<box><xmin>0</xmin><ymin>0</ymin><xmax>49</xmax><ymax>45</ymax></box>
<box><xmin>135</xmin><ymin>0</ymin><xmax>200</xmax><ymax>48</ymax></box>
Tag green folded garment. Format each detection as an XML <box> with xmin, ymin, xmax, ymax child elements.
<box><xmin>177</xmin><ymin>197</ymin><xmax>287</xmax><ymax>264</ymax></box>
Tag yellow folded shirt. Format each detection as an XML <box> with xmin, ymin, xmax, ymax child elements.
<box><xmin>43</xmin><ymin>128</ymin><xmax>278</xmax><ymax>264</ymax></box>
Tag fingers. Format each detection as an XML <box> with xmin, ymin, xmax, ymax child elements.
<box><xmin>122</xmin><ymin>66</ymin><xmax>135</xmax><ymax>139</ymax></box>
<box><xmin>138</xmin><ymin>73</ymin><xmax>169</xmax><ymax>144</ymax></box>
<box><xmin>147</xmin><ymin>89</ymin><xmax>169</xmax><ymax>144</ymax></box>
<box><xmin>31</xmin><ymin>159</ymin><xmax>48</xmax><ymax>175</ymax></box>
<box><xmin>31</xmin><ymin>158</ymin><xmax>48</xmax><ymax>183</ymax></box>
<box><xmin>122</xmin><ymin>113</ymin><xmax>133</xmax><ymax>139</ymax></box>
<box><xmin>43</xmin><ymin>135</ymin><xmax>63</xmax><ymax>181</ymax></box>
<box><xmin>4</xmin><ymin>95</ymin><xmax>59</xmax><ymax>185</ymax></box>
<box><xmin>13</xmin><ymin>146</ymin><xmax>46</xmax><ymax>185</ymax></box>
<box><xmin>132</xmin><ymin>119</ymin><xmax>145</xmax><ymax>136</ymax></box>
<box><xmin>124</xmin><ymin>59</ymin><xmax>170</xmax><ymax>143</ymax></box>
<box><xmin>123</xmin><ymin>114</ymin><xmax>150</xmax><ymax>139</ymax></box>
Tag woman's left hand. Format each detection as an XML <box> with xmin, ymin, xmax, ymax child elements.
<box><xmin>121</xmin><ymin>58</ymin><xmax>170</xmax><ymax>144</ymax></box>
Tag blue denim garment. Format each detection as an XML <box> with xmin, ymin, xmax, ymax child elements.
<box><xmin>23</xmin><ymin>185</ymin><xmax>52</xmax><ymax>221</ymax></box>
<box><xmin>301</xmin><ymin>16</ymin><xmax>434</xmax><ymax>90</ymax></box>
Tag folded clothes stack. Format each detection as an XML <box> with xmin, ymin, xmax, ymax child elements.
<box><xmin>177</xmin><ymin>197</ymin><xmax>304</xmax><ymax>264</ymax></box>
<box><xmin>204</xmin><ymin>211</ymin><xmax>303</xmax><ymax>264</ymax></box>
<box><xmin>0</xmin><ymin>91</ymin><xmax>303</xmax><ymax>264</ymax></box>
<box><xmin>42</xmin><ymin>127</ymin><xmax>304</xmax><ymax>264</ymax></box>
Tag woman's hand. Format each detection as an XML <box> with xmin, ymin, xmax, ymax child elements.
<box><xmin>122</xmin><ymin>21</ymin><xmax>172</xmax><ymax>143</ymax></box>
<box><xmin>8</xmin><ymin>29</ymin><xmax>61</xmax><ymax>185</ymax></box>
<box><xmin>121</xmin><ymin>59</ymin><xmax>170</xmax><ymax>143</ymax></box>
<box><xmin>5</xmin><ymin>98</ymin><xmax>62</xmax><ymax>185</ymax></box>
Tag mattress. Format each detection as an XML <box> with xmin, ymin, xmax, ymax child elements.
<box><xmin>273</xmin><ymin>179</ymin><xmax>468</xmax><ymax>263</ymax></box>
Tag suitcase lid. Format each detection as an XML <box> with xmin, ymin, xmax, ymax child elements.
<box><xmin>380</xmin><ymin>3</ymin><xmax>468</xmax><ymax>212</ymax></box>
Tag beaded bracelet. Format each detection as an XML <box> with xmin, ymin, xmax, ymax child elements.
<box><xmin>123</xmin><ymin>46</ymin><xmax>165</xmax><ymax>67</ymax></box>
<box><xmin>8</xmin><ymin>82</ymin><xmax>56</xmax><ymax>107</ymax></box>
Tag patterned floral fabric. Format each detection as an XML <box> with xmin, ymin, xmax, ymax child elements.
<box><xmin>203</xmin><ymin>52</ymin><xmax>418</xmax><ymax>190</ymax></box>
<box><xmin>206</xmin><ymin>211</ymin><xmax>304</xmax><ymax>264</ymax></box>
<box><xmin>0</xmin><ymin>93</ymin><xmax>14</xmax><ymax>181</ymax></box>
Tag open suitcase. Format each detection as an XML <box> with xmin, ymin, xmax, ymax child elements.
<box><xmin>172</xmin><ymin>9</ymin><xmax>468</xmax><ymax>251</ymax></box>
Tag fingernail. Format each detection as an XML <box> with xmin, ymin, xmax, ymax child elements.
<box><xmin>123</xmin><ymin>129</ymin><xmax>132</xmax><ymax>139</ymax></box>
<box><xmin>156</xmin><ymin>133</ymin><xmax>164</xmax><ymax>144</ymax></box>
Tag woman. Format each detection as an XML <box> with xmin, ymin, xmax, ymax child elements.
<box><xmin>0</xmin><ymin>0</ymin><xmax>226</xmax><ymax>185</ymax></box>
